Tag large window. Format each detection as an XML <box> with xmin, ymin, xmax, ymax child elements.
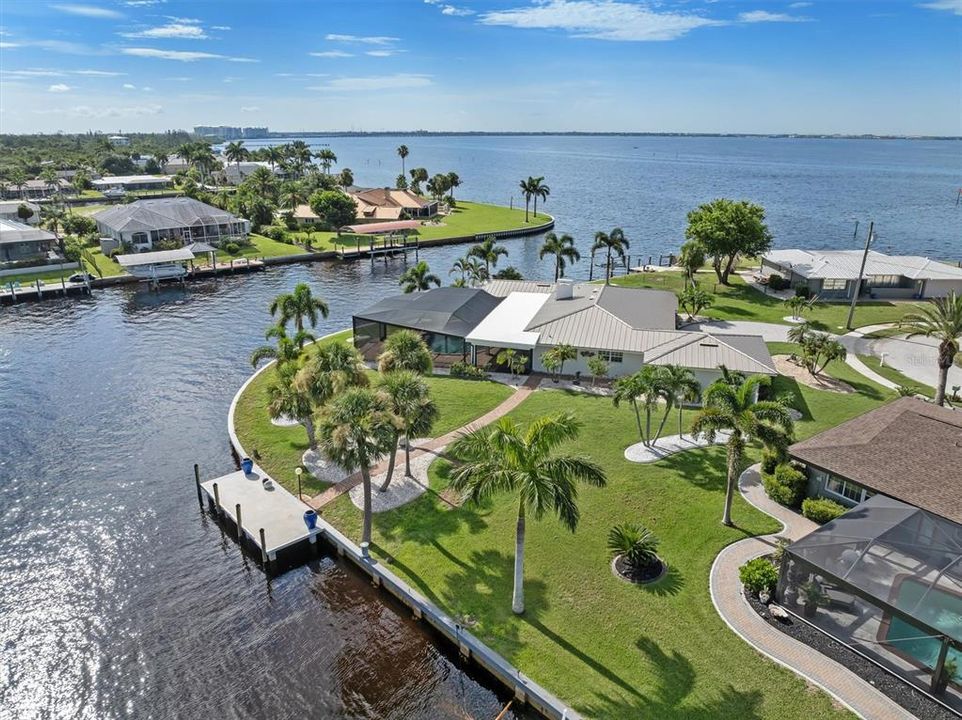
<box><xmin>813</xmin><ymin>468</ymin><xmax>873</xmax><ymax>504</ymax></box>
<box><xmin>822</xmin><ymin>278</ymin><xmax>847</xmax><ymax>291</ymax></box>
<box><xmin>598</xmin><ymin>350</ymin><xmax>623</xmax><ymax>363</ymax></box>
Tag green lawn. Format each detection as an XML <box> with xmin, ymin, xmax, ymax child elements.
<box><xmin>612</xmin><ymin>272</ymin><xmax>925</xmax><ymax>332</ymax></box>
<box><xmin>285</xmin><ymin>201</ymin><xmax>540</xmax><ymax>253</ymax></box>
<box><xmin>233</xmin><ymin>332</ymin><xmax>513</xmax><ymax>496</ymax></box>
<box><xmin>72</xmin><ymin>203</ymin><xmax>112</xmax><ymax>216</ymax></box>
<box><xmin>319</xmin><ymin>358</ymin><xmax>895</xmax><ymax>719</ymax></box>
<box><xmin>858</xmin><ymin>354</ymin><xmax>935</xmax><ymax>398</ymax></box>
<box><xmin>209</xmin><ymin>233</ymin><xmax>312</xmax><ymax>263</ymax></box>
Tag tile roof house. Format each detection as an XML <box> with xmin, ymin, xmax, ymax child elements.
<box><xmin>789</xmin><ymin>397</ymin><xmax>962</xmax><ymax>523</ymax></box>
<box><xmin>93</xmin><ymin>197</ymin><xmax>250</xmax><ymax>251</ymax></box>
<box><xmin>761</xmin><ymin>249</ymin><xmax>962</xmax><ymax>300</ymax></box>
<box><xmin>348</xmin><ymin>187</ymin><xmax>438</xmax><ymax>221</ymax></box>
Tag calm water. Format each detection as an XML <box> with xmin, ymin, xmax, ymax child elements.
<box><xmin>1</xmin><ymin>136</ymin><xmax>960</xmax><ymax>720</ymax></box>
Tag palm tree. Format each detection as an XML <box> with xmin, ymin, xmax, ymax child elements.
<box><xmin>591</xmin><ymin>228</ymin><xmax>630</xmax><ymax>284</ymax></box>
<box><xmin>529</xmin><ymin>176</ymin><xmax>550</xmax><ymax>217</ymax></box>
<box><xmin>376</xmin><ymin>370</ymin><xmax>438</xmax><ymax>491</ymax></box>
<box><xmin>250</xmin><ymin>324</ymin><xmax>314</xmax><ymax>368</ymax></box>
<box><xmin>465</xmin><ymin>257</ymin><xmax>488</xmax><ymax>287</ymax></box>
<box><xmin>397</xmin><ymin>144</ymin><xmax>409</xmax><ymax>176</ymax></box>
<box><xmin>317</xmin><ymin>387</ymin><xmax>400</xmax><ymax>545</ymax></box>
<box><xmin>612</xmin><ymin>365</ymin><xmax>666</xmax><ymax>446</ymax></box>
<box><xmin>539</xmin><ymin>232</ymin><xmax>580</xmax><ymax>281</ymax></box>
<box><xmin>247</xmin><ymin>165</ymin><xmax>278</xmax><ymax>200</ymax></box>
<box><xmin>468</xmin><ymin>236</ymin><xmax>508</xmax><ymax>276</ymax></box>
<box><xmin>446</xmin><ymin>171</ymin><xmax>461</xmax><ymax>201</ymax></box>
<box><xmin>266</xmin><ymin>145</ymin><xmax>284</xmax><ymax>171</ymax></box>
<box><xmin>9</xmin><ymin>167</ymin><xmax>27</xmax><ymax>200</ymax></box>
<box><xmin>176</xmin><ymin>142</ymin><xmax>197</xmax><ymax>171</ymax></box>
<box><xmin>39</xmin><ymin>167</ymin><xmax>60</xmax><ymax>200</ymax></box>
<box><xmin>449</xmin><ymin>412</ymin><xmax>606</xmax><ymax>614</ymax></box>
<box><xmin>496</xmin><ymin>348</ymin><xmax>528</xmax><ymax>376</ymax></box>
<box><xmin>449</xmin><ymin>256</ymin><xmax>472</xmax><ymax>284</ymax></box>
<box><xmin>295</xmin><ymin>340</ymin><xmax>369</xmax><ymax>412</ymax></box>
<box><xmin>409</xmin><ymin>167</ymin><xmax>428</xmax><ymax>194</ymax></box>
<box><xmin>315</xmin><ymin>148</ymin><xmax>337</xmax><ymax>175</ymax></box>
<box><xmin>269</xmin><ymin>283</ymin><xmax>329</xmax><ymax>338</ymax></box>
<box><xmin>267</xmin><ymin>364</ymin><xmax>317</xmax><ymax>449</ymax></box>
<box><xmin>398</xmin><ymin>260</ymin><xmax>441</xmax><ymax>293</ymax></box>
<box><xmin>543</xmin><ymin>343</ymin><xmax>576</xmax><ymax>379</ymax></box>
<box><xmin>377</xmin><ymin>329</ymin><xmax>433</xmax><ymax>374</ymax></box>
<box><xmin>678</xmin><ymin>240</ymin><xmax>705</xmax><ymax>288</ymax></box>
<box><xmin>224</xmin><ymin>141</ymin><xmax>249</xmax><ymax>167</ymax></box>
<box><xmin>691</xmin><ymin>374</ymin><xmax>794</xmax><ymax>526</ymax></box>
<box><xmin>280</xmin><ymin>182</ymin><xmax>306</xmax><ymax>214</ymax></box>
<box><xmin>900</xmin><ymin>292</ymin><xmax>962</xmax><ymax>406</ymax></box>
<box><xmin>154</xmin><ymin>151</ymin><xmax>169</xmax><ymax>172</ymax></box>
<box><xmin>656</xmin><ymin>364</ymin><xmax>701</xmax><ymax>441</ymax></box>
<box><xmin>42</xmin><ymin>204</ymin><xmax>67</xmax><ymax>254</ymax></box>
<box><xmin>519</xmin><ymin>177</ymin><xmax>533</xmax><ymax>222</ymax></box>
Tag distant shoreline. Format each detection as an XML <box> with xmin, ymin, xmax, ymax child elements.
<box><xmin>258</xmin><ymin>131</ymin><xmax>961</xmax><ymax>141</ymax></box>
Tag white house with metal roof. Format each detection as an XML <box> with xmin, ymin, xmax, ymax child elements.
<box><xmin>93</xmin><ymin>197</ymin><xmax>249</xmax><ymax>251</ymax></box>
<box><xmin>761</xmin><ymin>249</ymin><xmax>962</xmax><ymax>299</ymax></box>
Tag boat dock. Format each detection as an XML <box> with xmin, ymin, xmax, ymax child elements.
<box><xmin>196</xmin><ymin>465</ymin><xmax>319</xmax><ymax>563</ymax></box>
<box><xmin>336</xmin><ymin>237</ymin><xmax>420</xmax><ymax>262</ymax></box>
<box><xmin>1</xmin><ymin>279</ymin><xmax>91</xmax><ymax>305</ymax></box>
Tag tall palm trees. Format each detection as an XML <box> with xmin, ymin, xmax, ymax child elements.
<box><xmin>397</xmin><ymin>144</ymin><xmax>409</xmax><ymax>176</ymax></box>
<box><xmin>539</xmin><ymin>232</ymin><xmax>580</xmax><ymax>281</ymax></box>
<box><xmin>529</xmin><ymin>176</ymin><xmax>550</xmax><ymax>217</ymax></box>
<box><xmin>612</xmin><ymin>365</ymin><xmax>666</xmax><ymax>446</ymax></box>
<box><xmin>409</xmin><ymin>167</ymin><xmax>428</xmax><ymax>194</ymax></box>
<box><xmin>280</xmin><ymin>182</ymin><xmax>306</xmax><ymax>214</ymax></box>
<box><xmin>376</xmin><ymin>370</ymin><xmax>438</xmax><ymax>490</ymax></box>
<box><xmin>657</xmin><ymin>364</ymin><xmax>701</xmax><ymax>441</ymax></box>
<box><xmin>269</xmin><ymin>283</ymin><xmax>329</xmax><ymax>339</ymax></box>
<box><xmin>449</xmin><ymin>412</ymin><xmax>606</xmax><ymax>614</ymax></box>
<box><xmin>592</xmin><ymin>228</ymin><xmax>630</xmax><ymax>284</ymax></box>
<box><xmin>318</xmin><ymin>388</ymin><xmax>399</xmax><ymax>545</ymax></box>
<box><xmin>692</xmin><ymin>374</ymin><xmax>794</xmax><ymax>526</ymax></box>
<box><xmin>314</xmin><ymin>148</ymin><xmax>337</xmax><ymax>175</ymax></box>
<box><xmin>398</xmin><ymin>261</ymin><xmax>441</xmax><ymax>293</ymax></box>
<box><xmin>267</xmin><ymin>364</ymin><xmax>317</xmax><ymax>449</ymax></box>
<box><xmin>900</xmin><ymin>291</ymin><xmax>962</xmax><ymax>405</ymax></box>
<box><xmin>468</xmin><ymin>236</ymin><xmax>508</xmax><ymax>276</ymax></box>
<box><xmin>265</xmin><ymin>145</ymin><xmax>284</xmax><ymax>171</ymax></box>
<box><xmin>519</xmin><ymin>177</ymin><xmax>533</xmax><ymax>222</ymax></box>
<box><xmin>294</xmin><ymin>341</ymin><xmax>370</xmax><ymax>449</ymax></box>
<box><xmin>224</xmin><ymin>141</ymin><xmax>250</xmax><ymax>167</ymax></box>
<box><xmin>249</xmin><ymin>324</ymin><xmax>313</xmax><ymax>368</ymax></box>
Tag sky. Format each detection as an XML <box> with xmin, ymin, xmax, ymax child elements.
<box><xmin>0</xmin><ymin>0</ymin><xmax>959</xmax><ymax>135</ymax></box>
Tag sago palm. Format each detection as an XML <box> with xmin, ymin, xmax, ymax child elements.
<box><xmin>449</xmin><ymin>412</ymin><xmax>606</xmax><ymax>614</ymax></box>
<box><xmin>317</xmin><ymin>388</ymin><xmax>400</xmax><ymax>545</ymax></box>
<box><xmin>691</xmin><ymin>374</ymin><xmax>794</xmax><ymax>526</ymax></box>
<box><xmin>539</xmin><ymin>232</ymin><xmax>580</xmax><ymax>281</ymax></box>
<box><xmin>900</xmin><ymin>292</ymin><xmax>962</xmax><ymax>406</ymax></box>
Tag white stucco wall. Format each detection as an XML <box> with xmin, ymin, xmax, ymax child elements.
<box><xmin>922</xmin><ymin>279</ymin><xmax>962</xmax><ymax>298</ymax></box>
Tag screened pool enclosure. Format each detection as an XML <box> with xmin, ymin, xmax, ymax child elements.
<box><xmin>778</xmin><ymin>494</ymin><xmax>962</xmax><ymax>711</ymax></box>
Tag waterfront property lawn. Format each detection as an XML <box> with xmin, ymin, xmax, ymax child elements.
<box><xmin>612</xmin><ymin>272</ymin><xmax>924</xmax><ymax>331</ymax></box>
<box><xmin>208</xmin><ymin>233</ymin><xmax>310</xmax><ymax>263</ymax></box>
<box><xmin>320</xmin><ymin>361</ymin><xmax>895</xmax><ymax>719</ymax></box>
<box><xmin>858</xmin><ymin>353</ymin><xmax>935</xmax><ymax>398</ymax></box>
<box><xmin>232</xmin><ymin>331</ymin><xmax>513</xmax><ymax>495</ymax></box>
<box><xmin>285</xmin><ymin>201</ymin><xmax>540</xmax><ymax>253</ymax></box>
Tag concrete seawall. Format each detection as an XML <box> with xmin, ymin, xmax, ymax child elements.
<box><xmin>224</xmin><ymin>330</ymin><xmax>580</xmax><ymax>720</ymax></box>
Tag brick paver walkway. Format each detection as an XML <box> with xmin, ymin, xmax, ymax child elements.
<box><xmin>710</xmin><ymin>464</ymin><xmax>917</xmax><ymax>720</ymax></box>
<box><xmin>307</xmin><ymin>374</ymin><xmax>542</xmax><ymax>509</ymax></box>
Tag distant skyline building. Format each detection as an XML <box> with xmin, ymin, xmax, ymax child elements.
<box><xmin>194</xmin><ymin>126</ymin><xmax>269</xmax><ymax>140</ymax></box>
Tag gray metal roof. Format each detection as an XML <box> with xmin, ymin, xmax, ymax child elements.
<box><xmin>116</xmin><ymin>247</ymin><xmax>195</xmax><ymax>267</ymax></box>
<box><xmin>354</xmin><ymin>287</ymin><xmax>502</xmax><ymax>338</ymax></box>
<box><xmin>0</xmin><ymin>218</ymin><xmax>56</xmax><ymax>245</ymax></box>
<box><xmin>185</xmin><ymin>241</ymin><xmax>218</xmax><ymax>254</ymax></box>
<box><xmin>483</xmin><ymin>279</ymin><xmax>555</xmax><ymax>297</ymax></box>
<box><xmin>525</xmin><ymin>283</ymin><xmax>677</xmax><ymax>333</ymax></box>
<box><xmin>764</xmin><ymin>249</ymin><xmax>962</xmax><ymax>281</ymax></box>
<box><xmin>93</xmin><ymin>198</ymin><xmax>244</xmax><ymax>234</ymax></box>
<box><xmin>644</xmin><ymin>333</ymin><xmax>777</xmax><ymax>375</ymax></box>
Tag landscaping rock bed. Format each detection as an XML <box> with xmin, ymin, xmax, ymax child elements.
<box><xmin>744</xmin><ymin>587</ymin><xmax>957</xmax><ymax>720</ymax></box>
<box><xmin>611</xmin><ymin>554</ymin><xmax>666</xmax><ymax>584</ymax></box>
<box><xmin>773</xmin><ymin>355</ymin><xmax>855</xmax><ymax>394</ymax></box>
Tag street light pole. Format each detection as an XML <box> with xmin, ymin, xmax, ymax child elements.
<box><xmin>845</xmin><ymin>221</ymin><xmax>874</xmax><ymax>331</ymax></box>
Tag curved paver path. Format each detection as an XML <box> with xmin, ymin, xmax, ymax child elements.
<box><xmin>710</xmin><ymin>464</ymin><xmax>917</xmax><ymax>720</ymax></box>
<box><xmin>307</xmin><ymin>374</ymin><xmax>542</xmax><ymax>509</ymax></box>
<box><xmin>842</xmin><ymin>325</ymin><xmax>900</xmax><ymax>391</ymax></box>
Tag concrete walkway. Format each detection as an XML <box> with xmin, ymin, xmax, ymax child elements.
<box><xmin>842</xmin><ymin>325</ymin><xmax>900</xmax><ymax>391</ymax></box>
<box><xmin>308</xmin><ymin>374</ymin><xmax>542</xmax><ymax>509</ymax></box>
<box><xmin>710</xmin><ymin>465</ymin><xmax>917</xmax><ymax>720</ymax></box>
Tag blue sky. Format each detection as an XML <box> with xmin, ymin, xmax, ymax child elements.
<box><xmin>0</xmin><ymin>1</ymin><xmax>959</xmax><ymax>135</ymax></box>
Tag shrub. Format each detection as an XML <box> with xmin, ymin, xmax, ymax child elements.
<box><xmin>794</xmin><ymin>284</ymin><xmax>811</xmax><ymax>298</ymax></box>
<box><xmin>262</xmin><ymin>225</ymin><xmax>287</xmax><ymax>242</ymax></box>
<box><xmin>450</xmin><ymin>361</ymin><xmax>486</xmax><ymax>380</ymax></box>
<box><xmin>607</xmin><ymin>522</ymin><xmax>660</xmax><ymax>571</ymax></box>
<box><xmin>767</xmin><ymin>273</ymin><xmax>788</xmax><ymax>291</ymax></box>
<box><xmin>224</xmin><ymin>242</ymin><xmax>241</xmax><ymax>255</ymax></box>
<box><xmin>760</xmin><ymin>450</ymin><xmax>781</xmax><ymax>477</ymax></box>
<box><xmin>763</xmin><ymin>463</ymin><xmax>808</xmax><ymax>507</ymax></box>
<box><xmin>802</xmin><ymin>497</ymin><xmax>847</xmax><ymax>524</ymax></box>
<box><xmin>739</xmin><ymin>557</ymin><xmax>778</xmax><ymax>596</ymax></box>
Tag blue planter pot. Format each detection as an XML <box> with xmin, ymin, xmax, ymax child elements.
<box><xmin>241</xmin><ymin>457</ymin><xmax>254</xmax><ymax>474</ymax></box>
<box><xmin>303</xmin><ymin>509</ymin><xmax>318</xmax><ymax>530</ymax></box>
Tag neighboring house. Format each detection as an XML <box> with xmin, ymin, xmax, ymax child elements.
<box><xmin>347</xmin><ymin>187</ymin><xmax>438</xmax><ymax>222</ymax></box>
<box><xmin>92</xmin><ymin>197</ymin><xmax>250</xmax><ymax>251</ymax></box>
<box><xmin>162</xmin><ymin>155</ymin><xmax>192</xmax><ymax>174</ymax></box>
<box><xmin>222</xmin><ymin>161</ymin><xmax>288</xmax><ymax>185</ymax></box>
<box><xmin>352</xmin><ymin>279</ymin><xmax>776</xmax><ymax>390</ymax></box>
<box><xmin>0</xmin><ymin>200</ymin><xmax>41</xmax><ymax>226</ymax></box>
<box><xmin>91</xmin><ymin>175</ymin><xmax>174</xmax><ymax>194</ymax></box>
<box><xmin>0</xmin><ymin>218</ymin><xmax>57</xmax><ymax>262</ymax></box>
<box><xmin>1</xmin><ymin>178</ymin><xmax>71</xmax><ymax>200</ymax></box>
<box><xmin>789</xmin><ymin>396</ymin><xmax>962</xmax><ymax>520</ymax></box>
<box><xmin>109</xmin><ymin>135</ymin><xmax>130</xmax><ymax>146</ymax></box>
<box><xmin>761</xmin><ymin>249</ymin><xmax>962</xmax><ymax>299</ymax></box>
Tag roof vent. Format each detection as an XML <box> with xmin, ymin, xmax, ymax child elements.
<box><xmin>700</xmin><ymin>340</ymin><xmax>719</xmax><ymax>347</ymax></box>
<box><xmin>555</xmin><ymin>278</ymin><xmax>574</xmax><ymax>300</ymax></box>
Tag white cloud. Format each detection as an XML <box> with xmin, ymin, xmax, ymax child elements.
<box><xmin>211</xmin><ymin>25</ymin><xmax>231</xmax><ymax>31</ymax></box>
<box><xmin>738</xmin><ymin>10</ymin><xmax>811</xmax><ymax>23</ymax></box>
<box><xmin>919</xmin><ymin>0</ymin><xmax>962</xmax><ymax>14</ymax></box>
<box><xmin>0</xmin><ymin>42</ymin><xmax>21</xmax><ymax>48</ymax></box>
<box><xmin>240</xmin><ymin>106</ymin><xmax>259</xmax><ymax>112</ymax></box>
<box><xmin>121</xmin><ymin>47</ymin><xmax>257</xmax><ymax>62</ymax></box>
<box><xmin>141</xmin><ymin>86</ymin><xmax>153</xmax><ymax>91</ymax></box>
<box><xmin>324</xmin><ymin>33</ymin><xmax>399</xmax><ymax>45</ymax></box>
<box><xmin>53</xmin><ymin>4</ymin><xmax>123</xmax><ymax>19</ymax></box>
<box><xmin>123</xmin><ymin>82</ymin><xmax>136</xmax><ymax>89</ymax></box>
<box><xmin>310</xmin><ymin>73</ymin><xmax>433</xmax><ymax>91</ymax></box>
<box><xmin>63</xmin><ymin>103</ymin><xmax>163</xmax><ymax>118</ymax></box>
<box><xmin>121</xmin><ymin>22</ymin><xmax>208</xmax><ymax>39</ymax></box>
<box><xmin>365</xmin><ymin>49</ymin><xmax>404</xmax><ymax>57</ymax></box>
<box><xmin>309</xmin><ymin>50</ymin><xmax>353</xmax><ymax>57</ymax></box>
<box><xmin>3</xmin><ymin>68</ymin><xmax>65</xmax><ymax>77</ymax></box>
<box><xmin>478</xmin><ymin>1</ymin><xmax>723</xmax><ymax>42</ymax></box>
<box><xmin>166</xmin><ymin>16</ymin><xmax>201</xmax><ymax>24</ymax></box>
<box><xmin>48</xmin><ymin>83</ymin><xmax>72</xmax><ymax>92</ymax></box>
<box><xmin>441</xmin><ymin>5</ymin><xmax>475</xmax><ymax>16</ymax></box>
<box><xmin>123</xmin><ymin>1</ymin><xmax>165</xmax><ymax>6</ymax></box>
<box><xmin>788</xmin><ymin>2</ymin><xmax>812</xmax><ymax>7</ymax></box>
<box><xmin>73</xmin><ymin>69</ymin><xmax>126</xmax><ymax>76</ymax></box>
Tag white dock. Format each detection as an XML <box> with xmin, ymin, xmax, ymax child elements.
<box><xmin>200</xmin><ymin>467</ymin><xmax>320</xmax><ymax>561</ymax></box>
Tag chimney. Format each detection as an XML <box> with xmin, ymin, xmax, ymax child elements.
<box><xmin>555</xmin><ymin>278</ymin><xmax>574</xmax><ymax>300</ymax></box>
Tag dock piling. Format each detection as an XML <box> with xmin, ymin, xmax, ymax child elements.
<box><xmin>212</xmin><ymin>482</ymin><xmax>221</xmax><ymax>516</ymax></box>
<box><xmin>259</xmin><ymin>528</ymin><xmax>268</xmax><ymax>564</ymax></box>
<box><xmin>235</xmin><ymin>503</ymin><xmax>243</xmax><ymax>539</ymax></box>
<box><xmin>194</xmin><ymin>464</ymin><xmax>202</xmax><ymax>507</ymax></box>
